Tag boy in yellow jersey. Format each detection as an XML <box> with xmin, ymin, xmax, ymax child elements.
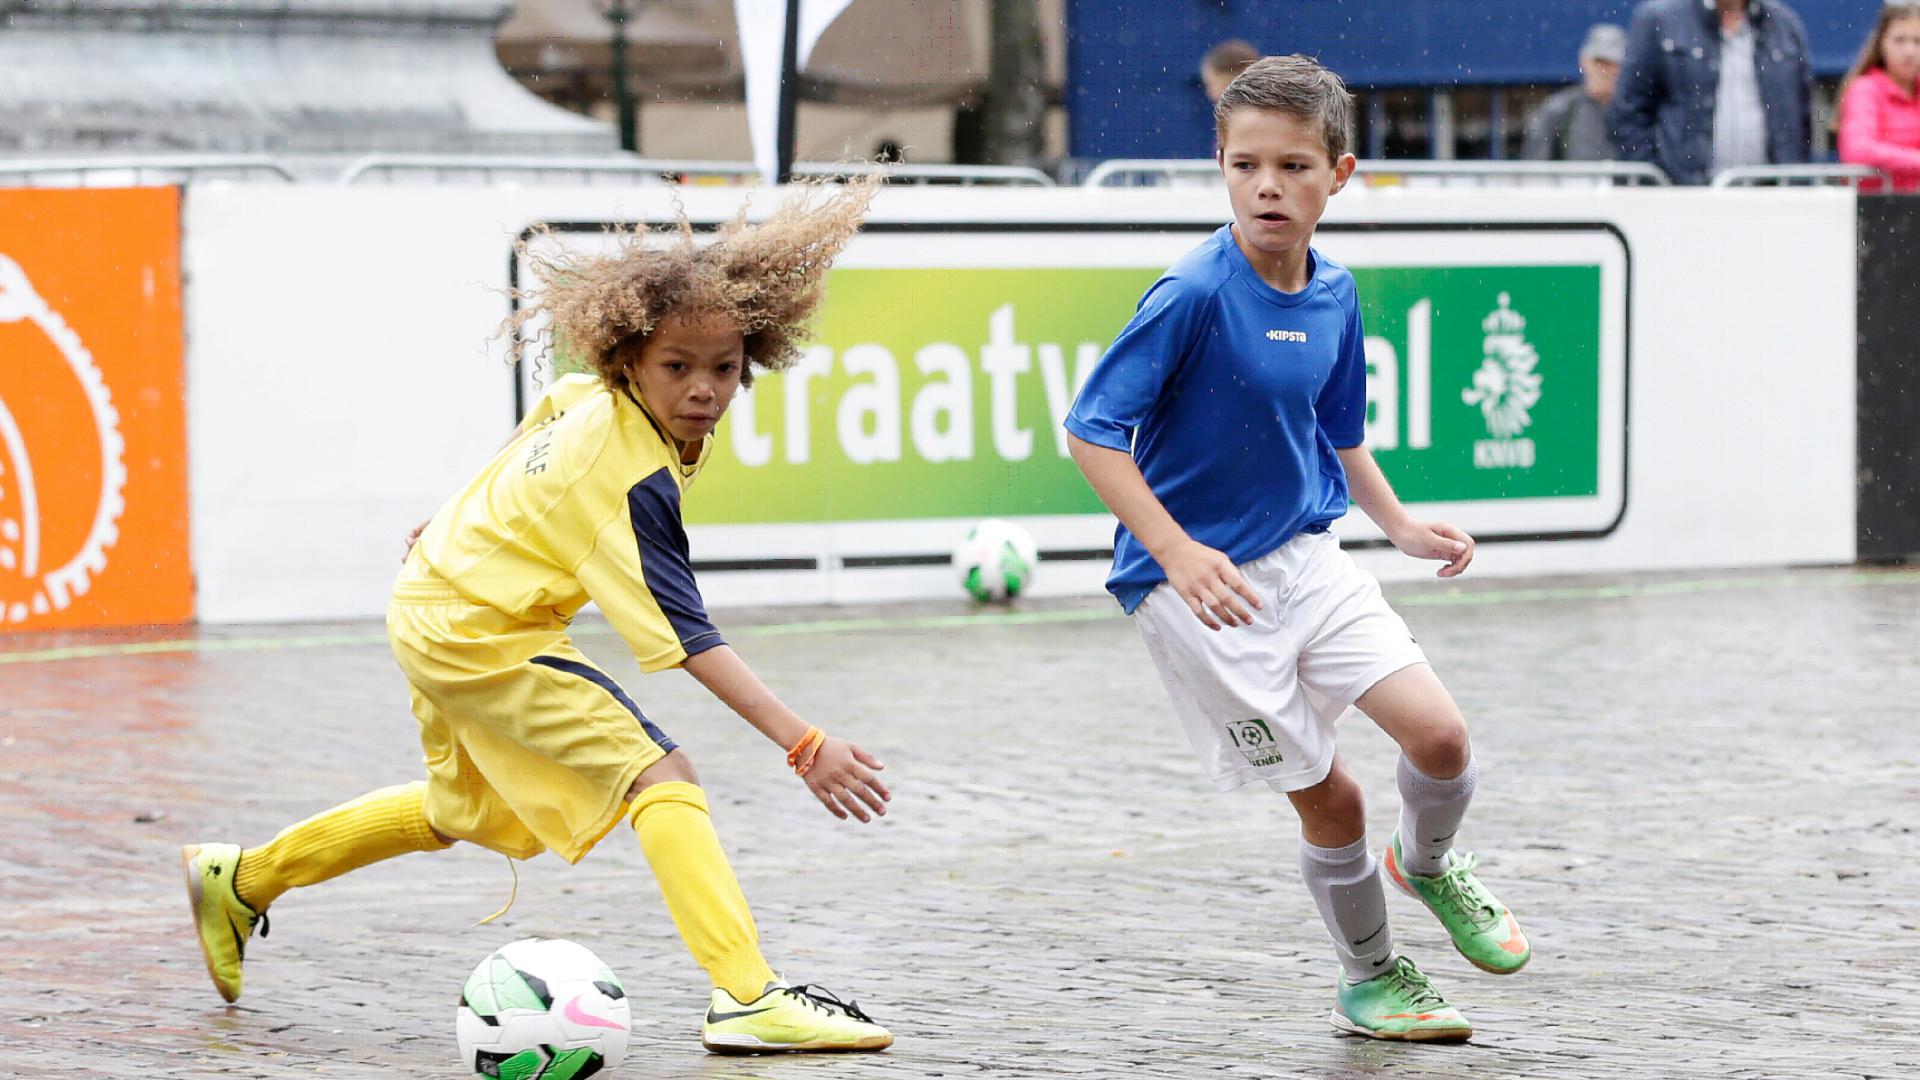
<box><xmin>181</xmin><ymin>179</ymin><xmax>895</xmax><ymax>1054</ymax></box>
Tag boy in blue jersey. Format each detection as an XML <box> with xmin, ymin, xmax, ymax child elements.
<box><xmin>1065</xmin><ymin>56</ymin><xmax>1530</xmax><ymax>1042</ymax></box>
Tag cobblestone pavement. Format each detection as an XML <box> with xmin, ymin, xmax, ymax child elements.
<box><xmin>3</xmin><ymin>567</ymin><xmax>1918</xmax><ymax>1079</ymax></box>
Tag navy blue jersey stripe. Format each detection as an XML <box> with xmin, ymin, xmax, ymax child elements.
<box><xmin>626</xmin><ymin>467</ymin><xmax>725</xmax><ymax>659</ymax></box>
<box><xmin>529</xmin><ymin>654</ymin><xmax>678</xmax><ymax>754</ymax></box>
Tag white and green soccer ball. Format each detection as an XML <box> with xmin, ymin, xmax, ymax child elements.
<box><xmin>952</xmin><ymin>518</ymin><xmax>1039</xmax><ymax>603</ymax></box>
<box><xmin>456</xmin><ymin>937</ymin><xmax>630</xmax><ymax>1079</ymax></box>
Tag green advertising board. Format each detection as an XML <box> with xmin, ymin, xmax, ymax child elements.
<box><xmin>518</xmin><ymin>224</ymin><xmax>1628</xmax><ymax>546</ymax></box>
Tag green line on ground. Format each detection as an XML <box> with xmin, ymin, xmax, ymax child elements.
<box><xmin>737</xmin><ymin>606</ymin><xmax>1114</xmax><ymax>637</ymax></box>
<box><xmin>1</xmin><ymin>568</ymin><xmax>1912</xmax><ymax>667</ymax></box>
<box><xmin>1390</xmin><ymin>570</ymin><xmax>1920</xmax><ymax>607</ymax></box>
<box><xmin>0</xmin><ymin>631</ymin><xmax>393</xmax><ymax>665</ymax></box>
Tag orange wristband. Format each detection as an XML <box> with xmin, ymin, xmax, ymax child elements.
<box><xmin>785</xmin><ymin>726</ymin><xmax>826</xmax><ymax>776</ymax></box>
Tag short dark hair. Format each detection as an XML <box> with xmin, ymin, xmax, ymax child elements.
<box><xmin>1213</xmin><ymin>54</ymin><xmax>1354</xmax><ymax>163</ymax></box>
<box><xmin>1203</xmin><ymin>39</ymin><xmax>1260</xmax><ymax>78</ymax></box>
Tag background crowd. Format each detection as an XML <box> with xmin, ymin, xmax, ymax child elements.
<box><xmin>1505</xmin><ymin>0</ymin><xmax>1920</xmax><ymax>189</ymax></box>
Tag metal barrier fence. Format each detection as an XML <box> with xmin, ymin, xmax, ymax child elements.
<box><xmin>793</xmin><ymin>161</ymin><xmax>1054</xmax><ymax>186</ymax></box>
<box><xmin>341</xmin><ymin>157</ymin><xmax>1052</xmax><ymax>187</ymax></box>
<box><xmin>0</xmin><ymin>155</ymin><xmax>301</xmax><ymax>185</ymax></box>
<box><xmin>1077</xmin><ymin>159</ymin><xmax>1216</xmax><ymax>187</ymax></box>
<box><xmin>0</xmin><ymin>154</ymin><xmax>1057</xmax><ymax>188</ymax></box>
<box><xmin>1356</xmin><ymin>160</ymin><xmax>1671</xmax><ymax>187</ymax></box>
<box><xmin>339</xmin><ymin>157</ymin><xmax>1055</xmax><ymax>186</ymax></box>
<box><xmin>1709</xmin><ymin>164</ymin><xmax>1887</xmax><ymax>188</ymax></box>
<box><xmin>0</xmin><ymin>154</ymin><xmax>1887</xmax><ymax>191</ymax></box>
<box><xmin>336</xmin><ymin>155</ymin><xmax>756</xmax><ymax>186</ymax></box>
<box><xmin>1082</xmin><ymin>158</ymin><xmax>1672</xmax><ymax>187</ymax></box>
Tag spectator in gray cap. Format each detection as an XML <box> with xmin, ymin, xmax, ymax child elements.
<box><xmin>1522</xmin><ymin>24</ymin><xmax>1628</xmax><ymax>161</ymax></box>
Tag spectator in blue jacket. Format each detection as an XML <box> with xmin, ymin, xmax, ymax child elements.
<box><xmin>1607</xmin><ymin>0</ymin><xmax>1813</xmax><ymax>185</ymax></box>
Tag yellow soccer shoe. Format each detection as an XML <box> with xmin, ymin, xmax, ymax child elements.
<box><xmin>701</xmin><ymin>983</ymin><xmax>893</xmax><ymax>1054</ymax></box>
<box><xmin>180</xmin><ymin>842</ymin><xmax>268</xmax><ymax>1003</ymax></box>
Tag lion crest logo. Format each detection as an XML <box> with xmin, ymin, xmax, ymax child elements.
<box><xmin>1460</xmin><ymin>292</ymin><xmax>1542</xmax><ymax>441</ymax></box>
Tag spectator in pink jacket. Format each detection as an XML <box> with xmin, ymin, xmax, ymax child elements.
<box><xmin>1838</xmin><ymin>1</ymin><xmax>1920</xmax><ymax>192</ymax></box>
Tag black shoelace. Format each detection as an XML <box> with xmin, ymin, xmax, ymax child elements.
<box><xmin>785</xmin><ymin>984</ymin><xmax>876</xmax><ymax>1024</ymax></box>
<box><xmin>232</xmin><ymin>910</ymin><xmax>268</xmax><ymax>960</ymax></box>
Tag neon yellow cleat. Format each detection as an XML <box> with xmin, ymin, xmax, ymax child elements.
<box><xmin>180</xmin><ymin>842</ymin><xmax>268</xmax><ymax>1003</ymax></box>
<box><xmin>701</xmin><ymin>983</ymin><xmax>893</xmax><ymax>1054</ymax></box>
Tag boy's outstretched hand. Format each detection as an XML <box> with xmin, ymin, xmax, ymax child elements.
<box><xmin>1389</xmin><ymin>520</ymin><xmax>1475</xmax><ymax>577</ymax></box>
<box><xmin>803</xmin><ymin>737</ymin><xmax>890</xmax><ymax>823</ymax></box>
<box><xmin>1161</xmin><ymin>538</ymin><xmax>1263</xmax><ymax>631</ymax></box>
<box><xmin>682</xmin><ymin>646</ymin><xmax>891</xmax><ymax>822</ymax></box>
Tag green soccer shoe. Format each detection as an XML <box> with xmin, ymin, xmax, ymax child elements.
<box><xmin>1385</xmin><ymin>829</ymin><xmax>1530</xmax><ymax>975</ymax></box>
<box><xmin>1332</xmin><ymin>956</ymin><xmax>1472</xmax><ymax>1042</ymax></box>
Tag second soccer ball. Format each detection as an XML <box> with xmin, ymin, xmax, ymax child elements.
<box><xmin>952</xmin><ymin>519</ymin><xmax>1039</xmax><ymax>603</ymax></box>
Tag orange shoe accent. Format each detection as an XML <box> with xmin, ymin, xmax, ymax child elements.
<box><xmin>1498</xmin><ymin>912</ymin><xmax>1529</xmax><ymax>955</ymax></box>
<box><xmin>1384</xmin><ymin>845</ymin><xmax>1410</xmax><ymax>892</ymax></box>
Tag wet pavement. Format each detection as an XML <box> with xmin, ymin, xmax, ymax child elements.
<box><xmin>2</xmin><ymin>566</ymin><xmax>1917</xmax><ymax>1079</ymax></box>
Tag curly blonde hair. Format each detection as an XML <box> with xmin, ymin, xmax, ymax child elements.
<box><xmin>513</xmin><ymin>174</ymin><xmax>879</xmax><ymax>388</ymax></box>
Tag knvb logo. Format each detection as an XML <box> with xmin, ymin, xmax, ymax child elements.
<box><xmin>1266</xmin><ymin>328</ymin><xmax>1309</xmax><ymax>343</ymax></box>
<box><xmin>1461</xmin><ymin>292</ymin><xmax>1541</xmax><ymax>470</ymax></box>
<box><xmin>1225</xmin><ymin>718</ymin><xmax>1285</xmax><ymax>768</ymax></box>
<box><xmin>0</xmin><ymin>254</ymin><xmax>126</xmax><ymax>625</ymax></box>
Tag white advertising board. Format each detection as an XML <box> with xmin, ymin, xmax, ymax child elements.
<box><xmin>183</xmin><ymin>184</ymin><xmax>1854</xmax><ymax>621</ymax></box>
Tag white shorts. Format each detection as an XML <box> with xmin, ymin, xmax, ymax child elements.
<box><xmin>1132</xmin><ymin>530</ymin><xmax>1427</xmax><ymax>793</ymax></box>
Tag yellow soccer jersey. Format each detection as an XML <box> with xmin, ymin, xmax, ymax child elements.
<box><xmin>412</xmin><ymin>373</ymin><xmax>723</xmax><ymax>672</ymax></box>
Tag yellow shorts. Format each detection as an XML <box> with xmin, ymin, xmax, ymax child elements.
<box><xmin>387</xmin><ymin>564</ymin><xmax>674</xmax><ymax>863</ymax></box>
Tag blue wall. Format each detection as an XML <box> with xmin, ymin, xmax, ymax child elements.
<box><xmin>1066</xmin><ymin>0</ymin><xmax>1881</xmax><ymax>158</ymax></box>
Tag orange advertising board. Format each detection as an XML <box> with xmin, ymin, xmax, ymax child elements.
<box><xmin>0</xmin><ymin>187</ymin><xmax>191</xmax><ymax>630</ymax></box>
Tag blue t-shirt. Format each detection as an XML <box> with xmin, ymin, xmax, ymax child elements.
<box><xmin>1064</xmin><ymin>226</ymin><xmax>1368</xmax><ymax>613</ymax></box>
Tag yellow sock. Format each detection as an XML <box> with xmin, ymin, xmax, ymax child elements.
<box><xmin>234</xmin><ymin>781</ymin><xmax>449</xmax><ymax>912</ymax></box>
<box><xmin>628</xmin><ymin>781</ymin><xmax>778</xmax><ymax>1002</ymax></box>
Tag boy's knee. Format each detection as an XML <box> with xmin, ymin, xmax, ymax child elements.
<box><xmin>1407</xmin><ymin>721</ymin><xmax>1472</xmax><ymax>779</ymax></box>
<box><xmin>627</xmin><ymin>749</ymin><xmax>699</xmax><ymax>802</ymax></box>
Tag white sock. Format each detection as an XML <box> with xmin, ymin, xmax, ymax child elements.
<box><xmin>1298</xmin><ymin>835</ymin><xmax>1395</xmax><ymax>983</ymax></box>
<box><xmin>1396</xmin><ymin>754</ymin><xmax>1477</xmax><ymax>877</ymax></box>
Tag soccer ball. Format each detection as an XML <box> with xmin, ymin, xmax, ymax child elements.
<box><xmin>952</xmin><ymin>518</ymin><xmax>1039</xmax><ymax>602</ymax></box>
<box><xmin>456</xmin><ymin>938</ymin><xmax>630</xmax><ymax>1079</ymax></box>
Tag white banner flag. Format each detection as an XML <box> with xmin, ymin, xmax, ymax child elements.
<box><xmin>734</xmin><ymin>0</ymin><xmax>855</xmax><ymax>185</ymax></box>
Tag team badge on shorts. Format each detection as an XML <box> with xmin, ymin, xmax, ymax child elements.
<box><xmin>1224</xmin><ymin>719</ymin><xmax>1285</xmax><ymax>769</ymax></box>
